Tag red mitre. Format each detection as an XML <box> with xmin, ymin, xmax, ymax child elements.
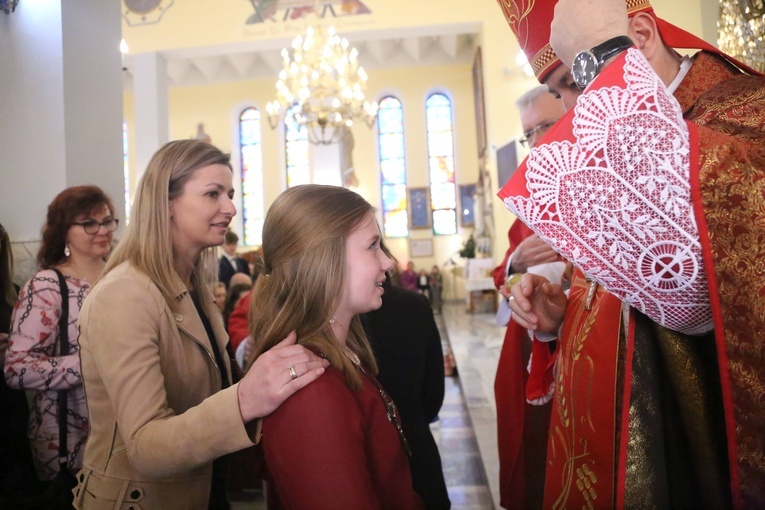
<box><xmin>496</xmin><ymin>0</ymin><xmax>762</xmax><ymax>81</ymax></box>
<box><xmin>494</xmin><ymin>0</ymin><xmax>562</xmax><ymax>83</ymax></box>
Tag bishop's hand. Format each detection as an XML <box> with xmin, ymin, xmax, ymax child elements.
<box><xmin>506</xmin><ymin>273</ymin><xmax>567</xmax><ymax>334</ymax></box>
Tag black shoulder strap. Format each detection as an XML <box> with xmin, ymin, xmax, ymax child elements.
<box><xmin>52</xmin><ymin>269</ymin><xmax>70</xmax><ymax>466</ymax></box>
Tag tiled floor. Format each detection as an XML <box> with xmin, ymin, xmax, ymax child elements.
<box><xmin>433</xmin><ymin>310</ymin><xmax>494</xmax><ymax>510</ymax></box>
<box><xmin>439</xmin><ymin>302</ymin><xmax>504</xmax><ymax>509</ymax></box>
<box><xmin>231</xmin><ymin>301</ymin><xmax>501</xmax><ymax>509</ymax></box>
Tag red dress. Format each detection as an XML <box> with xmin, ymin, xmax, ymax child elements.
<box><xmin>262</xmin><ymin>366</ymin><xmax>422</xmax><ymax>510</ymax></box>
<box><xmin>226</xmin><ymin>291</ymin><xmax>251</xmax><ymax>352</ymax></box>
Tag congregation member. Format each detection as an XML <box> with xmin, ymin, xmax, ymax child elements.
<box><xmin>495</xmin><ymin>0</ymin><xmax>765</xmax><ymax>506</ymax></box>
<box><xmin>5</xmin><ymin>186</ymin><xmax>116</xmax><ymax>493</ymax></box>
<box><xmin>228</xmin><ymin>270</ymin><xmax>253</xmax><ymax>288</ymax></box>
<box><xmin>73</xmin><ymin>140</ymin><xmax>327</xmax><ymax>509</ymax></box>
<box><xmin>0</xmin><ymin>223</ymin><xmax>45</xmax><ymax>507</ymax></box>
<box><xmin>416</xmin><ymin>268</ymin><xmax>431</xmax><ymax>298</ymax></box>
<box><xmin>227</xmin><ymin>288</ymin><xmax>252</xmax><ymax>355</ymax></box>
<box><xmin>492</xmin><ymin>85</ymin><xmax>565</xmax><ymax>510</ymax></box>
<box><xmin>400</xmin><ymin>260</ymin><xmax>418</xmax><ymax>291</ymax></box>
<box><xmin>363</xmin><ymin>243</ymin><xmax>450</xmax><ymax>510</ymax></box>
<box><xmin>428</xmin><ymin>265</ymin><xmax>443</xmax><ymax>313</ymax></box>
<box><xmin>222</xmin><ymin>282</ymin><xmax>252</xmax><ymax>330</ymax></box>
<box><xmin>213</xmin><ymin>281</ymin><xmax>227</xmax><ymax>312</ymax></box>
<box><xmin>218</xmin><ymin>229</ymin><xmax>249</xmax><ymax>288</ymax></box>
<box><xmin>247</xmin><ymin>184</ymin><xmax>422</xmax><ymax>510</ymax></box>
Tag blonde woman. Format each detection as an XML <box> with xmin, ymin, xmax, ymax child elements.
<box><xmin>73</xmin><ymin>140</ymin><xmax>327</xmax><ymax>509</ymax></box>
<box><xmin>248</xmin><ymin>185</ymin><xmax>422</xmax><ymax>510</ymax></box>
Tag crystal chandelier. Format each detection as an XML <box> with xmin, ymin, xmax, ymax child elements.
<box><xmin>266</xmin><ymin>25</ymin><xmax>379</xmax><ymax>145</ymax></box>
<box><xmin>718</xmin><ymin>0</ymin><xmax>765</xmax><ymax>73</ymax></box>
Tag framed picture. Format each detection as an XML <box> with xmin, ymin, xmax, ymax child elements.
<box><xmin>409</xmin><ymin>238</ymin><xmax>433</xmax><ymax>258</ymax></box>
<box><xmin>459</xmin><ymin>184</ymin><xmax>476</xmax><ymax>227</ymax></box>
<box><xmin>496</xmin><ymin>140</ymin><xmax>519</xmax><ymax>188</ymax></box>
<box><xmin>409</xmin><ymin>187</ymin><xmax>431</xmax><ymax>230</ymax></box>
<box><xmin>472</xmin><ymin>47</ymin><xmax>488</xmax><ymax>158</ymax></box>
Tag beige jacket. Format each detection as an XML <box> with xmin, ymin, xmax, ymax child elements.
<box><xmin>73</xmin><ymin>262</ymin><xmax>255</xmax><ymax>510</ymax></box>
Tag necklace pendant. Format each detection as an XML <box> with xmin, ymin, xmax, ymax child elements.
<box><xmin>584</xmin><ymin>279</ymin><xmax>598</xmax><ymax>310</ymax></box>
<box><xmin>343</xmin><ymin>345</ymin><xmax>361</xmax><ymax>366</ymax></box>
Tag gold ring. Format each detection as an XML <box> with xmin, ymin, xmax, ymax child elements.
<box><xmin>288</xmin><ymin>366</ymin><xmax>297</xmax><ymax>380</ymax></box>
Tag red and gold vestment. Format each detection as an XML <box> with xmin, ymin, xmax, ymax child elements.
<box><xmin>499</xmin><ymin>49</ymin><xmax>765</xmax><ymax>508</ymax></box>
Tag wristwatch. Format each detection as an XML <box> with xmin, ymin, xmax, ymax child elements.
<box><xmin>571</xmin><ymin>36</ymin><xmax>634</xmax><ymax>89</ymax></box>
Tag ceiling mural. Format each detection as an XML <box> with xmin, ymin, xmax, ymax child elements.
<box><xmin>246</xmin><ymin>0</ymin><xmax>371</xmax><ymax>25</ymax></box>
<box><xmin>122</xmin><ymin>0</ymin><xmax>175</xmax><ymax>26</ymax></box>
<box><xmin>118</xmin><ymin>0</ymin><xmax>475</xmax><ymax>89</ymax></box>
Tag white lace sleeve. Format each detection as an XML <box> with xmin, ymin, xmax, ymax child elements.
<box><xmin>503</xmin><ymin>49</ymin><xmax>711</xmax><ymax>335</ymax></box>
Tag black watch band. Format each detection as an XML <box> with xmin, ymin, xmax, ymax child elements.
<box><xmin>571</xmin><ymin>35</ymin><xmax>634</xmax><ymax>89</ymax></box>
<box><xmin>591</xmin><ymin>35</ymin><xmax>634</xmax><ymax>63</ymax></box>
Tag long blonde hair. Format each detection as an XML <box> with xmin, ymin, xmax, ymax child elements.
<box><xmin>104</xmin><ymin>140</ymin><xmax>231</xmax><ymax>303</ymax></box>
<box><xmin>248</xmin><ymin>184</ymin><xmax>378</xmax><ymax>389</ymax></box>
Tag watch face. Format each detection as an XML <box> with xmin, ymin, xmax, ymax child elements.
<box><xmin>572</xmin><ymin>51</ymin><xmax>599</xmax><ymax>89</ymax></box>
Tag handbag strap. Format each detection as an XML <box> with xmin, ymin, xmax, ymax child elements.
<box><xmin>52</xmin><ymin>269</ymin><xmax>70</xmax><ymax>467</ymax></box>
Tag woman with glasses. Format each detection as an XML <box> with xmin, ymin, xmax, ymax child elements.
<box><xmin>248</xmin><ymin>185</ymin><xmax>422</xmax><ymax>510</ymax></box>
<box><xmin>4</xmin><ymin>185</ymin><xmax>116</xmax><ymax>482</ymax></box>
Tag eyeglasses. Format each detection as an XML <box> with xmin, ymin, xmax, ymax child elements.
<box><xmin>519</xmin><ymin>120</ymin><xmax>557</xmax><ymax>148</ymax></box>
<box><xmin>72</xmin><ymin>219</ymin><xmax>119</xmax><ymax>235</ymax></box>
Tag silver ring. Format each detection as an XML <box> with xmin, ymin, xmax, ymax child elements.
<box><xmin>288</xmin><ymin>366</ymin><xmax>298</xmax><ymax>380</ymax></box>
<box><xmin>507</xmin><ymin>296</ymin><xmax>515</xmax><ymax>302</ymax></box>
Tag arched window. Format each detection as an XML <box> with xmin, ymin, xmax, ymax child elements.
<box><xmin>239</xmin><ymin>107</ymin><xmax>265</xmax><ymax>246</ymax></box>
<box><xmin>285</xmin><ymin>107</ymin><xmax>310</xmax><ymax>187</ymax></box>
<box><xmin>377</xmin><ymin>96</ymin><xmax>408</xmax><ymax>238</ymax></box>
<box><xmin>425</xmin><ymin>93</ymin><xmax>457</xmax><ymax>235</ymax></box>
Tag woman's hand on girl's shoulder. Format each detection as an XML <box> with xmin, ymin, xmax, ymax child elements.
<box><xmin>236</xmin><ymin>331</ymin><xmax>329</xmax><ymax>422</ymax></box>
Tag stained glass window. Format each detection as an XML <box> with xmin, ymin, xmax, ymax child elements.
<box><xmin>425</xmin><ymin>93</ymin><xmax>457</xmax><ymax>235</ymax></box>
<box><xmin>285</xmin><ymin>107</ymin><xmax>310</xmax><ymax>188</ymax></box>
<box><xmin>378</xmin><ymin>96</ymin><xmax>408</xmax><ymax>238</ymax></box>
<box><xmin>240</xmin><ymin>107</ymin><xmax>264</xmax><ymax>246</ymax></box>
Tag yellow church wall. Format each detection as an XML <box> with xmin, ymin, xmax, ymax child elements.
<box><xmin>124</xmin><ymin>61</ymin><xmax>478</xmax><ymax>293</ymax></box>
<box><xmin>123</xmin><ymin>0</ymin><xmax>709</xmax><ymax>297</ymax></box>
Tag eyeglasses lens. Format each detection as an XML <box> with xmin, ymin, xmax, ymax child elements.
<box><xmin>82</xmin><ymin>219</ymin><xmax>118</xmax><ymax>234</ymax></box>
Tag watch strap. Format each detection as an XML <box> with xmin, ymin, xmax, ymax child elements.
<box><xmin>591</xmin><ymin>35</ymin><xmax>634</xmax><ymax>64</ymax></box>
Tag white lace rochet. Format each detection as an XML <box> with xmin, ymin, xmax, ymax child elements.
<box><xmin>503</xmin><ymin>49</ymin><xmax>712</xmax><ymax>334</ymax></box>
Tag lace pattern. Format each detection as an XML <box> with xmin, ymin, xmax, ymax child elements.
<box><xmin>503</xmin><ymin>49</ymin><xmax>712</xmax><ymax>334</ymax></box>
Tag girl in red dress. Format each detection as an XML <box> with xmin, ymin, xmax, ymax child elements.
<box><xmin>247</xmin><ymin>184</ymin><xmax>423</xmax><ymax>510</ymax></box>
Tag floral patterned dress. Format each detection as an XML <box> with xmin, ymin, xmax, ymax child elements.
<box><xmin>4</xmin><ymin>269</ymin><xmax>90</xmax><ymax>480</ymax></box>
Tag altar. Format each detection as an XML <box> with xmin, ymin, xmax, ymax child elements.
<box><xmin>464</xmin><ymin>258</ymin><xmax>498</xmax><ymax>314</ymax></box>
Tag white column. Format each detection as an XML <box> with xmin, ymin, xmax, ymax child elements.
<box><xmin>61</xmin><ymin>0</ymin><xmax>124</xmax><ymax>210</ymax></box>
<box><xmin>0</xmin><ymin>0</ymin><xmax>123</xmax><ymax>282</ymax></box>
<box><xmin>132</xmin><ymin>52</ymin><xmax>170</xmax><ymax>183</ymax></box>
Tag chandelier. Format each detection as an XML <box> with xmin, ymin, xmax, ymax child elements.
<box><xmin>718</xmin><ymin>0</ymin><xmax>765</xmax><ymax>73</ymax></box>
<box><xmin>265</xmin><ymin>25</ymin><xmax>379</xmax><ymax>145</ymax></box>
